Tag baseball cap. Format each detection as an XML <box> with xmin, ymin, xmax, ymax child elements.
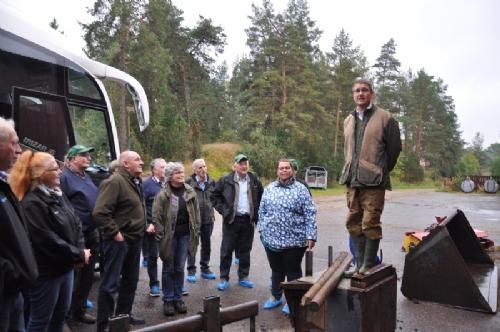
<box><xmin>234</xmin><ymin>154</ymin><xmax>248</xmax><ymax>163</ymax></box>
<box><xmin>67</xmin><ymin>145</ymin><xmax>94</xmax><ymax>159</ymax></box>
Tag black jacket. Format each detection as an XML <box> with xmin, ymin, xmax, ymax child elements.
<box><xmin>211</xmin><ymin>171</ymin><xmax>263</xmax><ymax>224</ymax></box>
<box><xmin>22</xmin><ymin>187</ymin><xmax>85</xmax><ymax>280</ymax></box>
<box><xmin>186</xmin><ymin>174</ymin><xmax>215</xmax><ymax>224</ymax></box>
<box><xmin>0</xmin><ymin>180</ymin><xmax>38</xmax><ymax>307</ymax></box>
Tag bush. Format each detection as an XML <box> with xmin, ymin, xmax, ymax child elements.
<box><xmin>399</xmin><ymin>152</ymin><xmax>424</xmax><ymax>183</ymax></box>
<box><xmin>490</xmin><ymin>156</ymin><xmax>500</xmax><ymax>177</ymax></box>
<box><xmin>455</xmin><ymin>152</ymin><xmax>481</xmax><ymax>176</ymax></box>
<box><xmin>242</xmin><ymin>133</ymin><xmax>285</xmax><ymax>180</ymax></box>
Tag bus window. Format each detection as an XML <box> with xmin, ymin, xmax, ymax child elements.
<box><xmin>68</xmin><ymin>68</ymin><xmax>103</xmax><ymax>101</ymax></box>
<box><xmin>13</xmin><ymin>88</ymin><xmax>74</xmax><ymax>162</ymax></box>
<box><xmin>68</xmin><ymin>105</ymin><xmax>112</xmax><ymax>166</ymax></box>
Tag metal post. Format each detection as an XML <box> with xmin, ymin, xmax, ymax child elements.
<box><xmin>305</xmin><ymin>250</ymin><xmax>313</xmax><ymax>276</ymax></box>
<box><xmin>328</xmin><ymin>246</ymin><xmax>333</xmax><ymax>266</ymax></box>
<box><xmin>203</xmin><ymin>296</ymin><xmax>221</xmax><ymax>332</ymax></box>
<box><xmin>250</xmin><ymin>316</ymin><xmax>256</xmax><ymax>332</ymax></box>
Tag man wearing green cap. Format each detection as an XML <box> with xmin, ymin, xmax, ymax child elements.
<box><xmin>60</xmin><ymin>144</ymin><xmax>99</xmax><ymax>324</ymax></box>
<box><xmin>211</xmin><ymin>154</ymin><xmax>263</xmax><ymax>291</ymax></box>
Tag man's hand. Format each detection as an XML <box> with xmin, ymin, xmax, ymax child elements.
<box><xmin>146</xmin><ymin>224</ymin><xmax>156</xmax><ymax>234</ymax></box>
<box><xmin>306</xmin><ymin>239</ymin><xmax>316</xmax><ymax>250</ymax></box>
<box><xmin>83</xmin><ymin>249</ymin><xmax>91</xmax><ymax>264</ymax></box>
<box><xmin>114</xmin><ymin>231</ymin><xmax>124</xmax><ymax>242</ymax></box>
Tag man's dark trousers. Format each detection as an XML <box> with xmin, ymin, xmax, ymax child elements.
<box><xmin>220</xmin><ymin>215</ymin><xmax>254</xmax><ymax>281</ymax></box>
<box><xmin>96</xmin><ymin>238</ymin><xmax>141</xmax><ymax>331</ymax></box>
<box><xmin>187</xmin><ymin>222</ymin><xmax>214</xmax><ymax>274</ymax></box>
<box><xmin>71</xmin><ymin>229</ymin><xmax>99</xmax><ymax>318</ymax></box>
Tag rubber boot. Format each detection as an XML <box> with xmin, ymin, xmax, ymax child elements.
<box><xmin>359</xmin><ymin>238</ymin><xmax>380</xmax><ymax>274</ymax></box>
<box><xmin>344</xmin><ymin>235</ymin><xmax>366</xmax><ymax>278</ymax></box>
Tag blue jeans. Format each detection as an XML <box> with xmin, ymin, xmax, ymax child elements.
<box><xmin>162</xmin><ymin>234</ymin><xmax>189</xmax><ymax>302</ymax></box>
<box><xmin>97</xmin><ymin>239</ymin><xmax>141</xmax><ymax>331</ymax></box>
<box><xmin>0</xmin><ymin>292</ymin><xmax>25</xmax><ymax>332</ymax></box>
<box><xmin>27</xmin><ymin>270</ymin><xmax>73</xmax><ymax>332</ymax></box>
<box><xmin>187</xmin><ymin>223</ymin><xmax>214</xmax><ymax>274</ymax></box>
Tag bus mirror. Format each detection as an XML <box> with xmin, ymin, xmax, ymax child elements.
<box><xmin>126</xmin><ymin>83</ymin><xmax>146</xmax><ymax>131</ymax></box>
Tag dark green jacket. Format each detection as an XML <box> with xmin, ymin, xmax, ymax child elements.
<box><xmin>152</xmin><ymin>183</ymin><xmax>200</xmax><ymax>264</ymax></box>
<box><xmin>340</xmin><ymin>105</ymin><xmax>401</xmax><ymax>189</ymax></box>
<box><xmin>93</xmin><ymin>169</ymin><xmax>145</xmax><ymax>241</ymax></box>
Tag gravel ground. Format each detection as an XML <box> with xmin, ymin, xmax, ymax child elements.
<box><xmin>68</xmin><ymin>189</ymin><xmax>500</xmax><ymax>331</ymax></box>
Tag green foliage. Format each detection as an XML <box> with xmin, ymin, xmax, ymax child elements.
<box><xmin>76</xmin><ymin>0</ymin><xmax>487</xmax><ymax>183</ymax></box>
<box><xmin>398</xmin><ymin>151</ymin><xmax>424</xmax><ymax>183</ymax></box>
<box><xmin>490</xmin><ymin>156</ymin><xmax>500</xmax><ymax>177</ymax></box>
<box><xmin>455</xmin><ymin>152</ymin><xmax>481</xmax><ymax>176</ymax></box>
<box><xmin>467</xmin><ymin>132</ymin><xmax>488</xmax><ymax>169</ymax></box>
<box><xmin>241</xmin><ymin>129</ymin><xmax>285</xmax><ymax>179</ymax></box>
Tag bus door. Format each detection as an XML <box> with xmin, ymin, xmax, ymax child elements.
<box><xmin>12</xmin><ymin>87</ymin><xmax>74</xmax><ymax>162</ymax></box>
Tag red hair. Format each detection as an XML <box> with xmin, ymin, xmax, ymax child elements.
<box><xmin>9</xmin><ymin>151</ymin><xmax>54</xmax><ymax>200</ymax></box>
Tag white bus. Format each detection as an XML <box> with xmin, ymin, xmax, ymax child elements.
<box><xmin>0</xmin><ymin>2</ymin><xmax>149</xmax><ymax>171</ymax></box>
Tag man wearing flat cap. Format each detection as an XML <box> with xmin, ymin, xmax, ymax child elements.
<box><xmin>60</xmin><ymin>144</ymin><xmax>99</xmax><ymax>324</ymax></box>
<box><xmin>211</xmin><ymin>154</ymin><xmax>263</xmax><ymax>291</ymax></box>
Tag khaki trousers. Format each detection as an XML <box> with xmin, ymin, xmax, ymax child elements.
<box><xmin>345</xmin><ymin>187</ymin><xmax>385</xmax><ymax>240</ymax></box>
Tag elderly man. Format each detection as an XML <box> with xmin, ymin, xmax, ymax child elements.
<box><xmin>142</xmin><ymin>158</ymin><xmax>167</xmax><ymax>297</ymax></box>
<box><xmin>340</xmin><ymin>78</ymin><xmax>401</xmax><ymax>275</ymax></box>
<box><xmin>186</xmin><ymin>158</ymin><xmax>217</xmax><ymax>282</ymax></box>
<box><xmin>59</xmin><ymin>144</ymin><xmax>99</xmax><ymax>324</ymax></box>
<box><xmin>93</xmin><ymin>151</ymin><xmax>146</xmax><ymax>331</ymax></box>
<box><xmin>211</xmin><ymin>154</ymin><xmax>263</xmax><ymax>291</ymax></box>
<box><xmin>0</xmin><ymin>117</ymin><xmax>38</xmax><ymax>331</ymax></box>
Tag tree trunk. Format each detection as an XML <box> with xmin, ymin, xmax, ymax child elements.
<box><xmin>118</xmin><ymin>85</ymin><xmax>129</xmax><ymax>151</ymax></box>
<box><xmin>271</xmin><ymin>82</ymin><xmax>276</xmax><ymax>129</ymax></box>
<box><xmin>281</xmin><ymin>59</ymin><xmax>287</xmax><ymax>106</ymax></box>
<box><xmin>117</xmin><ymin>18</ymin><xmax>130</xmax><ymax>152</ymax></box>
<box><xmin>179</xmin><ymin>62</ymin><xmax>199</xmax><ymax>158</ymax></box>
<box><xmin>415</xmin><ymin>111</ymin><xmax>423</xmax><ymax>160</ymax></box>
<box><xmin>333</xmin><ymin>100</ymin><xmax>342</xmax><ymax>159</ymax></box>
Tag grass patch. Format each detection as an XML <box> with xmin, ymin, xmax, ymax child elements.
<box><xmin>310</xmin><ymin>186</ymin><xmax>345</xmax><ymax>197</ymax></box>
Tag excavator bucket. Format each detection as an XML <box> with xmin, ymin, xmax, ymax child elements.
<box><xmin>401</xmin><ymin>209</ymin><xmax>497</xmax><ymax>313</ymax></box>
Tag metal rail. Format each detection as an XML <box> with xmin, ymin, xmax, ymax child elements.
<box><xmin>132</xmin><ymin>297</ymin><xmax>258</xmax><ymax>332</ymax></box>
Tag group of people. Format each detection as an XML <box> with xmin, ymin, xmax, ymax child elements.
<box><xmin>0</xmin><ymin>78</ymin><xmax>401</xmax><ymax>332</ymax></box>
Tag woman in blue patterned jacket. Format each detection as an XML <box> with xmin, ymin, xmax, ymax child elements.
<box><xmin>258</xmin><ymin>159</ymin><xmax>317</xmax><ymax>313</ymax></box>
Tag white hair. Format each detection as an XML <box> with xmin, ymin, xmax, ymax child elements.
<box><xmin>165</xmin><ymin>162</ymin><xmax>184</xmax><ymax>182</ymax></box>
<box><xmin>0</xmin><ymin>117</ymin><xmax>15</xmax><ymax>141</ymax></box>
<box><xmin>192</xmin><ymin>158</ymin><xmax>205</xmax><ymax>171</ymax></box>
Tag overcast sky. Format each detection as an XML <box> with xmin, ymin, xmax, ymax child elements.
<box><xmin>5</xmin><ymin>0</ymin><xmax>500</xmax><ymax>147</ymax></box>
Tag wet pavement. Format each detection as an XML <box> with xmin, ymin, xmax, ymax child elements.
<box><xmin>69</xmin><ymin>189</ymin><xmax>500</xmax><ymax>331</ymax></box>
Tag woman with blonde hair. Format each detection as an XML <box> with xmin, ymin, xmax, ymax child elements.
<box><xmin>10</xmin><ymin>151</ymin><xmax>90</xmax><ymax>332</ymax></box>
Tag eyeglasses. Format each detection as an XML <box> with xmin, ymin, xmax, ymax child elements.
<box><xmin>77</xmin><ymin>153</ymin><xmax>91</xmax><ymax>158</ymax></box>
<box><xmin>352</xmin><ymin>88</ymin><xmax>371</xmax><ymax>93</ymax></box>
